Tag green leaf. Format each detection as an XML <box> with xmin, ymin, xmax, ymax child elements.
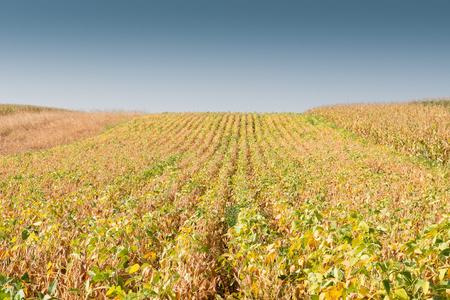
<box><xmin>440</xmin><ymin>248</ymin><xmax>450</xmax><ymax>258</ymax></box>
<box><xmin>21</xmin><ymin>272</ymin><xmax>30</xmax><ymax>283</ymax></box>
<box><xmin>125</xmin><ymin>292</ymin><xmax>139</xmax><ymax>300</ymax></box>
<box><xmin>141</xmin><ymin>289</ymin><xmax>158</xmax><ymax>297</ymax></box>
<box><xmin>152</xmin><ymin>273</ymin><xmax>160</xmax><ymax>284</ymax></box>
<box><xmin>311</xmin><ymin>296</ymin><xmax>319</xmax><ymax>300</ymax></box>
<box><xmin>399</xmin><ymin>271</ymin><xmax>412</xmax><ymax>283</ymax></box>
<box><xmin>117</xmin><ymin>276</ymin><xmax>124</xmax><ymax>288</ymax></box>
<box><xmin>21</xmin><ymin>230</ymin><xmax>30</xmax><ymax>241</ymax></box>
<box><xmin>414</xmin><ymin>279</ymin><xmax>425</xmax><ymax>293</ymax></box>
<box><xmin>278</xmin><ymin>274</ymin><xmax>287</xmax><ymax>281</ymax></box>
<box><xmin>67</xmin><ymin>289</ymin><xmax>81</xmax><ymax>294</ymax></box>
<box><xmin>117</xmin><ymin>248</ymin><xmax>129</xmax><ymax>259</ymax></box>
<box><xmin>382</xmin><ymin>279</ymin><xmax>390</xmax><ymax>294</ymax></box>
<box><xmin>198</xmin><ymin>246</ymin><xmax>210</xmax><ymax>254</ymax></box>
<box><xmin>0</xmin><ymin>292</ymin><xmax>10</xmax><ymax>300</ymax></box>
<box><xmin>92</xmin><ymin>274</ymin><xmax>105</xmax><ymax>283</ymax></box>
<box><xmin>425</xmin><ymin>224</ymin><xmax>438</xmax><ymax>235</ymax></box>
<box><xmin>48</xmin><ymin>280</ymin><xmax>58</xmax><ymax>296</ymax></box>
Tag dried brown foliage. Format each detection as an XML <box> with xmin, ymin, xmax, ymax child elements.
<box><xmin>0</xmin><ymin>106</ymin><xmax>139</xmax><ymax>155</ymax></box>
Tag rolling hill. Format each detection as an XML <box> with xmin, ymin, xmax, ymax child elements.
<box><xmin>0</xmin><ymin>105</ymin><xmax>138</xmax><ymax>156</ymax></box>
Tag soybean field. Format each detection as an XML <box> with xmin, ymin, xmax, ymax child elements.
<box><xmin>2</xmin><ymin>104</ymin><xmax>450</xmax><ymax>299</ymax></box>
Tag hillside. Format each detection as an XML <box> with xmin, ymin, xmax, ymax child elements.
<box><xmin>309</xmin><ymin>99</ymin><xmax>450</xmax><ymax>165</ymax></box>
<box><xmin>1</xmin><ymin>108</ymin><xmax>450</xmax><ymax>299</ymax></box>
<box><xmin>0</xmin><ymin>105</ymin><xmax>139</xmax><ymax>156</ymax></box>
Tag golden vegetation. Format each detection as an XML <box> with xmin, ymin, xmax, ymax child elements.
<box><xmin>1</xmin><ymin>110</ymin><xmax>450</xmax><ymax>299</ymax></box>
<box><xmin>0</xmin><ymin>105</ymin><xmax>139</xmax><ymax>156</ymax></box>
<box><xmin>309</xmin><ymin>99</ymin><xmax>450</xmax><ymax>164</ymax></box>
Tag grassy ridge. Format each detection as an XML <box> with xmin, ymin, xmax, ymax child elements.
<box><xmin>2</xmin><ymin>111</ymin><xmax>450</xmax><ymax>299</ymax></box>
<box><xmin>0</xmin><ymin>105</ymin><xmax>139</xmax><ymax>156</ymax></box>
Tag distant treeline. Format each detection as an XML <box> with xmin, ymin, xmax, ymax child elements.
<box><xmin>412</xmin><ymin>98</ymin><xmax>450</xmax><ymax>107</ymax></box>
<box><xmin>0</xmin><ymin>104</ymin><xmax>64</xmax><ymax>115</ymax></box>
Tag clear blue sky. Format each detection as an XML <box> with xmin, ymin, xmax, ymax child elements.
<box><xmin>1</xmin><ymin>0</ymin><xmax>449</xmax><ymax>112</ymax></box>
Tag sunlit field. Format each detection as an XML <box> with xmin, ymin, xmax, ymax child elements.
<box><xmin>0</xmin><ymin>105</ymin><xmax>139</xmax><ymax>156</ymax></box>
<box><xmin>2</xmin><ymin>103</ymin><xmax>450</xmax><ymax>299</ymax></box>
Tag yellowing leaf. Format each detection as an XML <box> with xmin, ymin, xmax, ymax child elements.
<box><xmin>334</xmin><ymin>268</ymin><xmax>339</xmax><ymax>279</ymax></box>
<box><xmin>115</xmin><ymin>285</ymin><xmax>124</xmax><ymax>297</ymax></box>
<box><xmin>247</xmin><ymin>265</ymin><xmax>255</xmax><ymax>273</ymax></box>
<box><xmin>422</xmin><ymin>281</ymin><xmax>430</xmax><ymax>294</ymax></box>
<box><xmin>143</xmin><ymin>252</ymin><xmax>156</xmax><ymax>262</ymax></box>
<box><xmin>251</xmin><ymin>280</ymin><xmax>259</xmax><ymax>296</ymax></box>
<box><xmin>266</xmin><ymin>250</ymin><xmax>276</xmax><ymax>264</ymax></box>
<box><xmin>359</xmin><ymin>221</ymin><xmax>370</xmax><ymax>232</ymax></box>
<box><xmin>106</xmin><ymin>286</ymin><xmax>115</xmax><ymax>296</ymax></box>
<box><xmin>328</xmin><ymin>286</ymin><xmax>342</xmax><ymax>299</ymax></box>
<box><xmin>394</xmin><ymin>288</ymin><xmax>409</xmax><ymax>300</ymax></box>
<box><xmin>352</xmin><ymin>235</ymin><xmax>364</xmax><ymax>248</ymax></box>
<box><xmin>128</xmin><ymin>264</ymin><xmax>140</xmax><ymax>274</ymax></box>
<box><xmin>360</xmin><ymin>254</ymin><xmax>370</xmax><ymax>264</ymax></box>
<box><xmin>439</xmin><ymin>268</ymin><xmax>447</xmax><ymax>281</ymax></box>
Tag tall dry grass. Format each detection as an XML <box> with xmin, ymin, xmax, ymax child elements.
<box><xmin>0</xmin><ymin>108</ymin><xmax>140</xmax><ymax>155</ymax></box>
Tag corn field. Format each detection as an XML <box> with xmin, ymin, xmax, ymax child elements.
<box><xmin>1</xmin><ymin>110</ymin><xmax>450</xmax><ymax>299</ymax></box>
<box><xmin>309</xmin><ymin>100</ymin><xmax>450</xmax><ymax>164</ymax></box>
